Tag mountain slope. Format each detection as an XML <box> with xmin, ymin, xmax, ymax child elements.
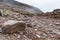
<box><xmin>0</xmin><ymin>0</ymin><xmax>43</xmax><ymax>14</ymax></box>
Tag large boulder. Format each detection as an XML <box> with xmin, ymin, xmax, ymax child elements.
<box><xmin>52</xmin><ymin>9</ymin><xmax>60</xmax><ymax>18</ymax></box>
<box><xmin>53</xmin><ymin>9</ymin><xmax>60</xmax><ymax>13</ymax></box>
<box><xmin>2</xmin><ymin>20</ymin><xmax>26</xmax><ymax>34</ymax></box>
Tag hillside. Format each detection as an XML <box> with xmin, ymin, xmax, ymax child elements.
<box><xmin>0</xmin><ymin>0</ymin><xmax>60</xmax><ymax>40</ymax></box>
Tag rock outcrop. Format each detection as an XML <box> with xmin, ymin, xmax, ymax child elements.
<box><xmin>53</xmin><ymin>9</ymin><xmax>60</xmax><ymax>13</ymax></box>
<box><xmin>2</xmin><ymin>20</ymin><xmax>26</xmax><ymax>34</ymax></box>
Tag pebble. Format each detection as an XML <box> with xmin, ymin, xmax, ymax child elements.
<box><xmin>35</xmin><ymin>29</ymin><xmax>37</xmax><ymax>31</ymax></box>
<box><xmin>0</xmin><ymin>27</ymin><xmax>2</xmax><ymax>32</ymax></box>
<box><xmin>55</xmin><ymin>22</ymin><xmax>60</xmax><ymax>25</ymax></box>
<box><xmin>36</xmin><ymin>34</ymin><xmax>40</xmax><ymax>38</ymax></box>
<box><xmin>17</xmin><ymin>35</ymin><xmax>20</xmax><ymax>39</ymax></box>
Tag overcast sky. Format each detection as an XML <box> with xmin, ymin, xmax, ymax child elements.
<box><xmin>15</xmin><ymin>0</ymin><xmax>60</xmax><ymax>12</ymax></box>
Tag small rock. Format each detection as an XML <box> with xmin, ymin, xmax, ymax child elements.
<box><xmin>35</xmin><ymin>29</ymin><xmax>37</xmax><ymax>31</ymax></box>
<box><xmin>2</xmin><ymin>20</ymin><xmax>26</xmax><ymax>34</ymax></box>
<box><xmin>27</xmin><ymin>23</ymin><xmax>32</xmax><ymax>28</ymax></box>
<box><xmin>17</xmin><ymin>35</ymin><xmax>20</xmax><ymax>39</ymax></box>
<box><xmin>54</xmin><ymin>22</ymin><xmax>60</xmax><ymax>26</ymax></box>
<box><xmin>53</xmin><ymin>9</ymin><xmax>60</xmax><ymax>13</ymax></box>
<box><xmin>0</xmin><ymin>11</ymin><xmax>2</xmax><ymax>16</ymax></box>
<box><xmin>36</xmin><ymin>34</ymin><xmax>40</xmax><ymax>38</ymax></box>
<box><xmin>0</xmin><ymin>27</ymin><xmax>2</xmax><ymax>32</ymax></box>
<box><xmin>49</xmin><ymin>23</ymin><xmax>53</xmax><ymax>25</ymax></box>
<box><xmin>53</xmin><ymin>29</ymin><xmax>60</xmax><ymax>35</ymax></box>
<box><xmin>55</xmin><ymin>22</ymin><xmax>60</xmax><ymax>24</ymax></box>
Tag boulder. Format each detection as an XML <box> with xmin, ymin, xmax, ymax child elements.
<box><xmin>2</xmin><ymin>20</ymin><xmax>26</xmax><ymax>34</ymax></box>
<box><xmin>52</xmin><ymin>9</ymin><xmax>60</xmax><ymax>18</ymax></box>
<box><xmin>53</xmin><ymin>9</ymin><xmax>60</xmax><ymax>13</ymax></box>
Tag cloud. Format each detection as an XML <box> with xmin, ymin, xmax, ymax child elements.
<box><xmin>15</xmin><ymin>0</ymin><xmax>60</xmax><ymax>12</ymax></box>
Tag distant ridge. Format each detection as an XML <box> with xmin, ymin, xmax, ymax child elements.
<box><xmin>0</xmin><ymin>0</ymin><xmax>43</xmax><ymax>13</ymax></box>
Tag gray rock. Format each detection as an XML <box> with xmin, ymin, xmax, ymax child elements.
<box><xmin>0</xmin><ymin>27</ymin><xmax>2</xmax><ymax>32</ymax></box>
<box><xmin>2</xmin><ymin>20</ymin><xmax>26</xmax><ymax>34</ymax></box>
<box><xmin>53</xmin><ymin>9</ymin><xmax>60</xmax><ymax>13</ymax></box>
<box><xmin>53</xmin><ymin>9</ymin><xmax>60</xmax><ymax>15</ymax></box>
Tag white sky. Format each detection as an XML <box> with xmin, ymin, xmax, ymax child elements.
<box><xmin>15</xmin><ymin>0</ymin><xmax>60</xmax><ymax>12</ymax></box>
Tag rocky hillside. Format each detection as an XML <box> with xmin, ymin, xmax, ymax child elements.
<box><xmin>0</xmin><ymin>0</ymin><xmax>43</xmax><ymax>14</ymax></box>
<box><xmin>0</xmin><ymin>0</ymin><xmax>60</xmax><ymax>40</ymax></box>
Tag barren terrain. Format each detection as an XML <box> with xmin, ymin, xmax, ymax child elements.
<box><xmin>0</xmin><ymin>2</ymin><xmax>60</xmax><ymax>40</ymax></box>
